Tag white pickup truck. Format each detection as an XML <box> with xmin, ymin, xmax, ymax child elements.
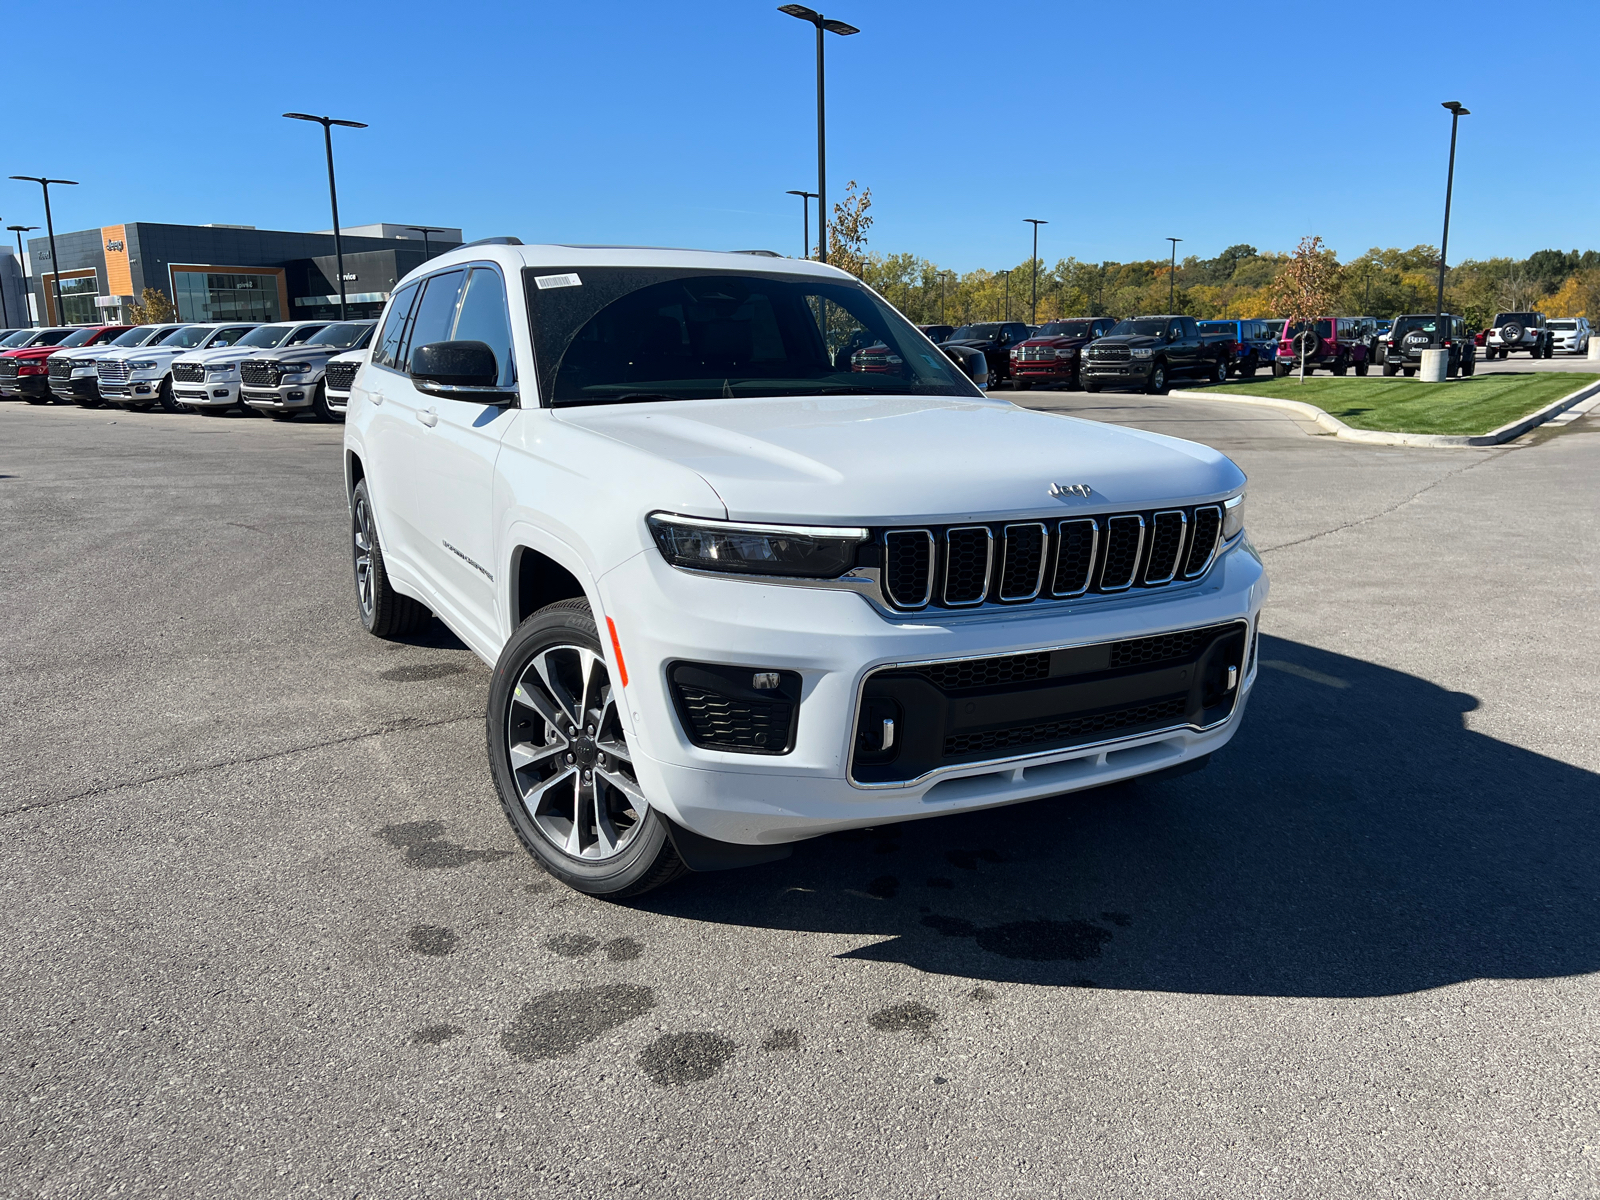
<box><xmin>344</xmin><ymin>242</ymin><xmax>1266</xmax><ymax>897</ymax></box>
<box><xmin>171</xmin><ymin>321</ymin><xmax>328</xmax><ymax>414</ymax></box>
<box><xmin>97</xmin><ymin>323</ymin><xmax>257</xmax><ymax>411</ymax></box>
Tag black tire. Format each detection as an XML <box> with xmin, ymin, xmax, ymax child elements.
<box><xmin>1083</xmin><ymin>378</ymin><xmax>1101</xmax><ymax>393</ymax></box>
<box><xmin>1461</xmin><ymin>354</ymin><xmax>1476</xmax><ymax>377</ymax></box>
<box><xmin>488</xmin><ymin>598</ymin><xmax>688</xmax><ymax>899</ymax></box>
<box><xmin>23</xmin><ymin>395</ymin><xmax>49</xmax><ymax>405</ymax></box>
<box><xmin>74</xmin><ymin>396</ymin><xmax>102</xmax><ymax>409</ymax></box>
<box><xmin>1383</xmin><ymin>362</ymin><xmax>1398</xmax><ymax>376</ymax></box>
<box><xmin>1209</xmin><ymin>357</ymin><xmax>1228</xmax><ymax>385</ymax></box>
<box><xmin>1354</xmin><ymin>358</ymin><xmax>1369</xmax><ymax>376</ymax></box>
<box><xmin>1012</xmin><ymin>378</ymin><xmax>1031</xmax><ymax>392</ymax></box>
<box><xmin>351</xmin><ymin>478</ymin><xmax>432</xmax><ymax>638</ymax></box>
<box><xmin>269</xmin><ymin>411</ymin><xmax>297</xmax><ymax>421</ymax></box>
<box><xmin>311</xmin><ymin>381</ymin><xmax>340</xmax><ymax>421</ymax></box>
<box><xmin>1145</xmin><ymin>362</ymin><xmax>1169</xmax><ymax>395</ymax></box>
<box><xmin>156</xmin><ymin>377</ymin><xmax>186</xmax><ymax>413</ymax></box>
<box><xmin>1240</xmin><ymin>354</ymin><xmax>1257</xmax><ymax>379</ymax></box>
<box><xmin>1332</xmin><ymin>355</ymin><xmax>1349</xmax><ymax>376</ymax></box>
<box><xmin>1543</xmin><ymin>340</ymin><xmax>1553</xmax><ymax>360</ymax></box>
<box><xmin>1274</xmin><ymin>361</ymin><xmax>1291</xmax><ymax>378</ymax></box>
<box><xmin>1403</xmin><ymin>367</ymin><xmax>1416</xmax><ymax>377</ymax></box>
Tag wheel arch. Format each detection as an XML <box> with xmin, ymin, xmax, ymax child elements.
<box><xmin>345</xmin><ymin>450</ymin><xmax>365</xmax><ymax>502</ymax></box>
<box><xmin>512</xmin><ymin>541</ymin><xmax>590</xmax><ymax>627</ymax></box>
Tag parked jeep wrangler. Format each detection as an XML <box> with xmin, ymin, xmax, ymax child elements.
<box><xmin>1198</xmin><ymin>319</ymin><xmax>1280</xmax><ymax>378</ymax></box>
<box><xmin>1271</xmin><ymin>317</ymin><xmax>1375</xmax><ymax>376</ymax></box>
<box><xmin>1483</xmin><ymin>311</ymin><xmax>1552</xmax><ymax>359</ymax></box>
<box><xmin>1383</xmin><ymin>313</ymin><xmax>1477</xmax><ymax>377</ymax></box>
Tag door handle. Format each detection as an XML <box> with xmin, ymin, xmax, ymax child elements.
<box><xmin>416</xmin><ymin>407</ymin><xmax>438</xmax><ymax>428</ymax></box>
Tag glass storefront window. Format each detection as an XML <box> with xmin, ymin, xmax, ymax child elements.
<box><xmin>174</xmin><ymin>271</ymin><xmax>282</xmax><ymax>322</ymax></box>
<box><xmin>58</xmin><ymin>276</ymin><xmax>100</xmax><ymax>325</ymax></box>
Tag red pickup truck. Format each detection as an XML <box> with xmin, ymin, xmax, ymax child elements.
<box><xmin>0</xmin><ymin>325</ymin><xmax>131</xmax><ymax>402</ymax></box>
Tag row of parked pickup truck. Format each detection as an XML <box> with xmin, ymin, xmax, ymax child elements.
<box><xmin>915</xmin><ymin>309</ymin><xmax>1592</xmax><ymax>393</ymax></box>
<box><xmin>0</xmin><ymin>318</ymin><xmax>374</xmax><ymax>419</ymax></box>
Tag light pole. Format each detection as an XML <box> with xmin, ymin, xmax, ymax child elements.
<box><xmin>938</xmin><ymin>270</ymin><xmax>953</xmax><ymax>324</ymax></box>
<box><xmin>283</xmin><ymin>112</ymin><xmax>368</xmax><ymax>319</ymax></box>
<box><xmin>1437</xmin><ymin>101</ymin><xmax>1469</xmax><ymax>334</ymax></box>
<box><xmin>785</xmin><ymin>189</ymin><xmax>818</xmax><ymax>259</ymax></box>
<box><xmin>408</xmin><ymin>226</ymin><xmax>448</xmax><ymax>263</ymax></box>
<box><xmin>0</xmin><ymin>218</ymin><xmax>8</xmax><ymax>328</ymax></box>
<box><xmin>778</xmin><ymin>5</ymin><xmax>859</xmax><ymax>265</ymax></box>
<box><xmin>1165</xmin><ymin>237</ymin><xmax>1182</xmax><ymax>312</ymax></box>
<box><xmin>999</xmin><ymin>268</ymin><xmax>1010</xmax><ymax>321</ymax></box>
<box><xmin>7</xmin><ymin>226</ymin><xmax>37</xmax><ymax>327</ymax></box>
<box><xmin>1024</xmin><ymin>219</ymin><xmax>1047</xmax><ymax>323</ymax></box>
<box><xmin>10</xmin><ymin>177</ymin><xmax>78</xmax><ymax>325</ymax></box>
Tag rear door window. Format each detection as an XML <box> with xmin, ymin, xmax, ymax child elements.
<box><xmin>373</xmin><ymin>283</ymin><xmax>420</xmax><ymax>371</ymax></box>
<box><xmin>403</xmin><ymin>271</ymin><xmax>466</xmax><ymax>369</ymax></box>
<box><xmin>449</xmin><ymin>267</ymin><xmax>515</xmax><ymax>387</ymax></box>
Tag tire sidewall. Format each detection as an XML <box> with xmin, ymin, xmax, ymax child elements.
<box><xmin>487</xmin><ymin>603</ymin><xmax>672</xmax><ymax>895</ymax></box>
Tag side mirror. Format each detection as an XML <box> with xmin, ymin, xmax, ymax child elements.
<box><xmin>409</xmin><ymin>340</ymin><xmax>517</xmax><ymax>405</ymax></box>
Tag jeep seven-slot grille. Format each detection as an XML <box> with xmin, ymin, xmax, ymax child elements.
<box><xmin>171</xmin><ymin>362</ymin><xmax>205</xmax><ymax>383</ymax></box>
<box><xmin>877</xmin><ymin>504</ymin><xmax>1223</xmax><ymax>611</ymax></box>
<box><xmin>324</xmin><ymin>361</ymin><xmax>359</xmax><ymax>390</ymax></box>
<box><xmin>97</xmin><ymin>360</ymin><xmax>131</xmax><ymax>384</ymax></box>
<box><xmin>48</xmin><ymin>358</ymin><xmax>74</xmax><ymax>380</ymax></box>
<box><xmin>240</xmin><ymin>361</ymin><xmax>279</xmax><ymax>387</ymax></box>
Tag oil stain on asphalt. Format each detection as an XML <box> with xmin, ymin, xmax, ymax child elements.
<box><xmin>761</xmin><ymin>1028</ymin><xmax>801</xmax><ymax>1051</ymax></box>
<box><xmin>546</xmin><ymin>933</ymin><xmax>602</xmax><ymax>958</ymax></box>
<box><xmin>868</xmin><ymin>1002</ymin><xmax>938</xmax><ymax>1039</ymax></box>
<box><xmin>638</xmin><ymin>1032</ymin><xmax>737</xmax><ymax>1085</ymax></box>
<box><xmin>409</xmin><ymin>1024</ymin><xmax>463</xmax><ymax>1045</ymax></box>
<box><xmin>378</xmin><ymin>820</ymin><xmax>513</xmax><ymax>869</ymax></box>
<box><xmin>407</xmin><ymin>924</ymin><xmax>458</xmax><ymax>956</ymax></box>
<box><xmin>501</xmin><ymin>985</ymin><xmax>656</xmax><ymax>1062</ymax></box>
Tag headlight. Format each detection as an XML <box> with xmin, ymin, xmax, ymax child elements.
<box><xmin>279</xmin><ymin>361</ymin><xmax>312</xmax><ymax>372</ymax></box>
<box><xmin>1130</xmin><ymin>347</ymin><xmax>1153</xmax><ymax>359</ymax></box>
<box><xmin>1223</xmin><ymin>493</ymin><xmax>1246</xmax><ymax>539</ymax></box>
<box><xmin>129</xmin><ymin>360</ymin><xmax>158</xmax><ymax>370</ymax></box>
<box><xmin>1055</xmin><ymin>347</ymin><xmax>1077</xmax><ymax>358</ymax></box>
<box><xmin>208</xmin><ymin>365</ymin><xmax>234</xmax><ymax>376</ymax></box>
<box><xmin>647</xmin><ymin>513</ymin><xmax>866</xmax><ymax>579</ymax></box>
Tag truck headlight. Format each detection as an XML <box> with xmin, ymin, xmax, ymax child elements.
<box><xmin>1223</xmin><ymin>493</ymin><xmax>1246</xmax><ymax>539</ymax></box>
<box><xmin>279</xmin><ymin>361</ymin><xmax>312</xmax><ymax>373</ymax></box>
<box><xmin>130</xmin><ymin>360</ymin><xmax>158</xmax><ymax>370</ymax></box>
<box><xmin>1055</xmin><ymin>347</ymin><xmax>1076</xmax><ymax>358</ymax></box>
<box><xmin>1130</xmin><ymin>347</ymin><xmax>1153</xmax><ymax>359</ymax></box>
<box><xmin>648</xmin><ymin>513</ymin><xmax>866</xmax><ymax>578</ymax></box>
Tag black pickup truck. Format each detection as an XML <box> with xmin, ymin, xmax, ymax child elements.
<box><xmin>1080</xmin><ymin>315</ymin><xmax>1234</xmax><ymax>394</ymax></box>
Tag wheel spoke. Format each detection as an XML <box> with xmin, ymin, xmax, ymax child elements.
<box><xmin>590</xmin><ymin>779</ymin><xmax>619</xmax><ymax>856</ymax></box>
<box><xmin>531</xmin><ymin>650</ymin><xmax>582</xmax><ymax>727</ymax></box>
<box><xmin>522</xmin><ymin>765</ymin><xmax>577</xmax><ymax>823</ymax></box>
<box><xmin>596</xmin><ymin>737</ymin><xmax>631</xmax><ymax>765</ymax></box>
<box><xmin>509</xmin><ymin>740</ymin><xmax>566</xmax><ymax>771</ymax></box>
<box><xmin>597</xmin><ymin>766</ymin><xmax>645</xmax><ymax>809</ymax></box>
<box><xmin>513</xmin><ymin>681</ymin><xmax>568</xmax><ymax>735</ymax></box>
<box><xmin>564</xmin><ymin>774</ymin><xmax>591</xmax><ymax>855</ymax></box>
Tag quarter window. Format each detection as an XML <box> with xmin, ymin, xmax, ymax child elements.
<box><xmin>373</xmin><ymin>283</ymin><xmax>420</xmax><ymax>370</ymax></box>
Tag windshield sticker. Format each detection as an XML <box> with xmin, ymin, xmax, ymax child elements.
<box><xmin>534</xmin><ymin>273</ymin><xmax>582</xmax><ymax>290</ymax></box>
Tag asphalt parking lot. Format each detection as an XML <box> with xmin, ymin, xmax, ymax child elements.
<box><xmin>3</xmin><ymin>391</ymin><xmax>1598</xmax><ymax>1199</ymax></box>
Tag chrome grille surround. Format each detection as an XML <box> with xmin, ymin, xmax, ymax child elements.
<box><xmin>942</xmin><ymin>526</ymin><xmax>993</xmax><ymax>607</ymax></box>
<box><xmin>97</xmin><ymin>360</ymin><xmax>131</xmax><ymax>384</ymax></box>
<box><xmin>1098</xmin><ymin>515</ymin><xmax>1146</xmax><ymax>592</ymax></box>
<box><xmin>1142</xmin><ymin>510</ymin><xmax>1188</xmax><ymax>585</ymax></box>
<box><xmin>1087</xmin><ymin>344</ymin><xmax>1131</xmax><ymax>361</ymax></box>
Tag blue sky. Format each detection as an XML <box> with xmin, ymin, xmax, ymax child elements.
<box><xmin>5</xmin><ymin>0</ymin><xmax>1591</xmax><ymax>271</ymax></box>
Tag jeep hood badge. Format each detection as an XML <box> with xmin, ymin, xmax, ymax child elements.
<box><xmin>1049</xmin><ymin>483</ymin><xmax>1093</xmax><ymax>498</ymax></box>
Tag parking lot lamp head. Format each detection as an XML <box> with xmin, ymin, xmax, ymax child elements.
<box><xmin>11</xmin><ymin>177</ymin><xmax>77</xmax><ymax>326</ymax></box>
<box><xmin>1165</xmin><ymin>237</ymin><xmax>1182</xmax><ymax>313</ymax></box>
<box><xmin>785</xmin><ymin>190</ymin><xmax>818</xmax><ymax>259</ymax></box>
<box><xmin>1024</xmin><ymin>219</ymin><xmax>1047</xmax><ymax>323</ymax></box>
<box><xmin>283</xmin><ymin>113</ymin><xmax>369</xmax><ymax>320</ymax></box>
<box><xmin>408</xmin><ymin>226</ymin><xmax>448</xmax><ymax>263</ymax></box>
<box><xmin>778</xmin><ymin>6</ymin><xmax>858</xmax><ymax>265</ymax></box>
<box><xmin>1437</xmin><ymin>102</ymin><xmax>1469</xmax><ymax>334</ymax></box>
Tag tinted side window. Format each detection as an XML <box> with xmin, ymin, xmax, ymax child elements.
<box><xmin>451</xmin><ymin>268</ymin><xmax>515</xmax><ymax>387</ymax></box>
<box><xmin>404</xmin><ymin>270</ymin><xmax>466</xmax><ymax>370</ymax></box>
<box><xmin>373</xmin><ymin>283</ymin><xmax>420</xmax><ymax>370</ymax></box>
<box><xmin>211</xmin><ymin>326</ymin><xmax>254</xmax><ymax>347</ymax></box>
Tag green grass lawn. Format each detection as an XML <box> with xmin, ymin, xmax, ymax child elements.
<box><xmin>1187</xmin><ymin>372</ymin><xmax>1599</xmax><ymax>436</ymax></box>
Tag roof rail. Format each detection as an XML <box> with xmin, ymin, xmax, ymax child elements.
<box><xmin>460</xmin><ymin>236</ymin><xmax>524</xmax><ymax>248</ymax></box>
<box><xmin>732</xmin><ymin>249</ymin><xmax>781</xmax><ymax>257</ymax></box>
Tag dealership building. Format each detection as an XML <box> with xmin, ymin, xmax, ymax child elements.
<box><xmin>21</xmin><ymin>221</ymin><xmax>463</xmax><ymax>327</ymax></box>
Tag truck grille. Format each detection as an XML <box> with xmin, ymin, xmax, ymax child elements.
<box><xmin>1018</xmin><ymin>347</ymin><xmax>1054</xmax><ymax>362</ymax></box>
<box><xmin>240</xmin><ymin>361</ymin><xmax>280</xmax><ymax>387</ymax></box>
<box><xmin>878</xmin><ymin>505</ymin><xmax>1223</xmax><ymax>612</ymax></box>
<box><xmin>0</xmin><ymin>359</ymin><xmax>18</xmax><ymax>382</ymax></box>
<box><xmin>324</xmin><ymin>361</ymin><xmax>359</xmax><ymax>391</ymax></box>
<box><xmin>48</xmin><ymin>358</ymin><xmax>75</xmax><ymax>380</ymax></box>
<box><xmin>98</xmin><ymin>360</ymin><xmax>131</xmax><ymax>384</ymax></box>
<box><xmin>171</xmin><ymin>362</ymin><xmax>205</xmax><ymax>383</ymax></box>
<box><xmin>1086</xmin><ymin>345</ymin><xmax>1130</xmax><ymax>361</ymax></box>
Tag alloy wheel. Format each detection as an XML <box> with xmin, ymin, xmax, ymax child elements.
<box><xmin>352</xmin><ymin>496</ymin><xmax>376</xmax><ymax>621</ymax></box>
<box><xmin>506</xmin><ymin>645</ymin><xmax>646</xmax><ymax>862</ymax></box>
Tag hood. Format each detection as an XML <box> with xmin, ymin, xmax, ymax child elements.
<box><xmin>266</xmin><ymin>344</ymin><xmax>343</xmax><ymax>364</ymax></box>
<box><xmin>1019</xmin><ymin>334</ymin><xmax>1092</xmax><ymax>348</ymax></box>
<box><xmin>183</xmin><ymin>344</ymin><xmax>266</xmax><ymax>366</ymax></box>
<box><xmin>945</xmin><ymin>336</ymin><xmax>999</xmax><ymax>349</ymax></box>
<box><xmin>8</xmin><ymin>344</ymin><xmax>73</xmax><ymax>362</ymax></box>
<box><xmin>1092</xmin><ymin>334</ymin><xmax>1161</xmax><ymax>349</ymax></box>
<box><xmin>556</xmin><ymin>394</ymin><xmax>1242</xmax><ymax>525</ymax></box>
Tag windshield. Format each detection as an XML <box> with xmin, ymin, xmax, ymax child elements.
<box><xmin>1548</xmin><ymin>320</ymin><xmax>1577</xmax><ymax>330</ymax></box>
<box><xmin>111</xmin><ymin>325</ymin><xmax>159</xmax><ymax>347</ymax></box>
<box><xmin>0</xmin><ymin>330</ymin><xmax>34</xmax><ymax>347</ymax></box>
<box><xmin>1494</xmin><ymin>313</ymin><xmax>1536</xmax><ymax>325</ymax></box>
<box><xmin>57</xmin><ymin>328</ymin><xmax>97</xmax><ymax>348</ymax></box>
<box><xmin>1286</xmin><ymin>319</ymin><xmax>1334</xmax><ymax>339</ymax></box>
<box><xmin>160</xmin><ymin>327</ymin><xmax>208</xmax><ymax>348</ymax></box>
<box><xmin>1392</xmin><ymin>316</ymin><xmax>1439</xmax><ymax>337</ymax></box>
<box><xmin>1038</xmin><ymin>321</ymin><xmax>1093</xmax><ymax>338</ymax></box>
<box><xmin>1108</xmin><ymin>319</ymin><xmax>1169</xmax><ymax>337</ymax></box>
<box><xmin>26</xmin><ymin>329</ymin><xmax>75</xmax><ymax>347</ymax></box>
<box><xmin>234</xmin><ymin>325</ymin><xmax>296</xmax><ymax>349</ymax></box>
<box><xmin>531</xmin><ymin>268</ymin><xmax>979</xmax><ymax>405</ymax></box>
<box><xmin>949</xmin><ymin>323</ymin><xmax>1003</xmax><ymax>341</ymax></box>
<box><xmin>305</xmin><ymin>322</ymin><xmax>372</xmax><ymax>349</ymax></box>
<box><xmin>1197</xmin><ymin>322</ymin><xmax>1233</xmax><ymax>336</ymax></box>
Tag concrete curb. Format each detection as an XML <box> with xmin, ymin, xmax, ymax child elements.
<box><xmin>1168</xmin><ymin>377</ymin><xmax>1600</xmax><ymax>448</ymax></box>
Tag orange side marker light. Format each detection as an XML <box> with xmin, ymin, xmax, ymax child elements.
<box><xmin>606</xmin><ymin>616</ymin><xmax>629</xmax><ymax>688</ymax></box>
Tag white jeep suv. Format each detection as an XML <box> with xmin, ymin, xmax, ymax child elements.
<box><xmin>97</xmin><ymin>323</ymin><xmax>258</xmax><ymax>411</ymax></box>
<box><xmin>171</xmin><ymin>321</ymin><xmax>328</xmax><ymax>414</ymax></box>
<box><xmin>344</xmin><ymin>242</ymin><xmax>1267</xmax><ymax>897</ymax></box>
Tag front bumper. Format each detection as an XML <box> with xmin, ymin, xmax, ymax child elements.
<box><xmin>596</xmin><ymin>537</ymin><xmax>1267</xmax><ymax>845</ymax></box>
<box><xmin>324</xmin><ymin>389</ymin><xmax>350</xmax><ymax>413</ymax></box>
<box><xmin>243</xmin><ymin>379</ymin><xmax>315</xmax><ymax>411</ymax></box>
<box><xmin>16</xmin><ymin>375</ymin><xmax>50</xmax><ymax>398</ymax></box>
<box><xmin>1014</xmin><ymin>358</ymin><xmax>1078</xmax><ymax>381</ymax></box>
<box><xmin>176</xmin><ymin>380</ymin><xmax>241</xmax><ymax>406</ymax></box>
<box><xmin>98</xmin><ymin>376</ymin><xmax>162</xmax><ymax>403</ymax></box>
<box><xmin>50</xmin><ymin>376</ymin><xmax>99</xmax><ymax>402</ymax></box>
<box><xmin>1082</xmin><ymin>359</ymin><xmax>1153</xmax><ymax>381</ymax></box>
